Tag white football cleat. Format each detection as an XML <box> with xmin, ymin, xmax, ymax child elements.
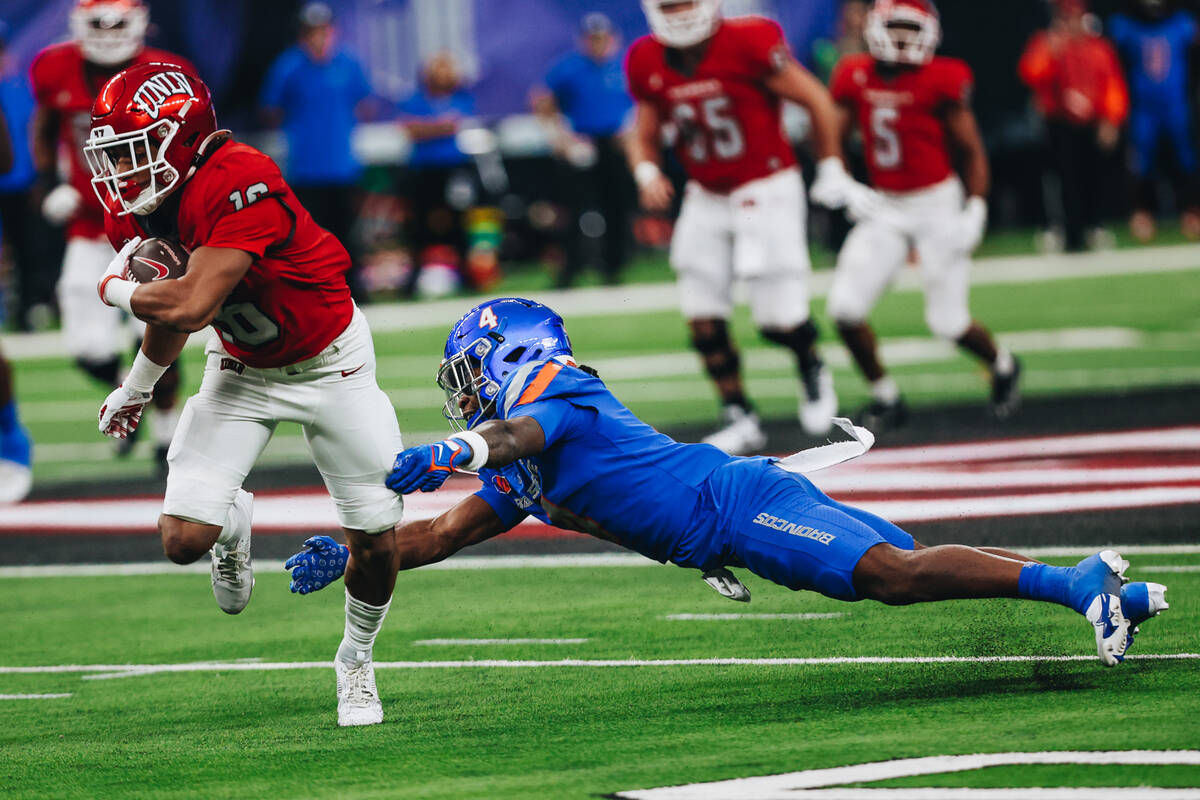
<box><xmin>798</xmin><ymin>365</ymin><xmax>837</xmax><ymax>436</ymax></box>
<box><xmin>210</xmin><ymin>490</ymin><xmax>254</xmax><ymax>615</ymax></box>
<box><xmin>702</xmin><ymin>406</ymin><xmax>767</xmax><ymax>455</ymax></box>
<box><xmin>1076</xmin><ymin>550</ymin><xmax>1131</xmax><ymax>667</ymax></box>
<box><xmin>336</xmin><ymin>657</ymin><xmax>383</xmax><ymax>727</ymax></box>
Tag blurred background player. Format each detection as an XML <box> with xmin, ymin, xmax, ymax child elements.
<box><xmin>398</xmin><ymin>52</ymin><xmax>479</xmax><ymax>297</ymax></box>
<box><xmin>31</xmin><ymin>0</ymin><xmax>189</xmax><ymax>469</ymax></box>
<box><xmin>533</xmin><ymin>12</ymin><xmax>636</xmax><ymax>288</ymax></box>
<box><xmin>1108</xmin><ymin>0</ymin><xmax>1200</xmax><ymax>242</ymax></box>
<box><xmin>0</xmin><ymin>100</ymin><xmax>33</xmax><ymax>504</ymax></box>
<box><xmin>626</xmin><ymin>0</ymin><xmax>877</xmax><ymax>455</ymax></box>
<box><xmin>827</xmin><ymin>0</ymin><xmax>1020</xmax><ymax>430</ymax></box>
<box><xmin>1019</xmin><ymin>0</ymin><xmax>1128</xmax><ymax>253</ymax></box>
<box><xmin>259</xmin><ymin>2</ymin><xmax>373</xmax><ymax>301</ymax></box>
<box><xmin>88</xmin><ymin>64</ymin><xmax>404</xmax><ymax>726</ymax></box>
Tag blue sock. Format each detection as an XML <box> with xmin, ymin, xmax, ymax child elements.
<box><xmin>0</xmin><ymin>400</ymin><xmax>16</xmax><ymax>434</ymax></box>
<box><xmin>1018</xmin><ymin>563</ymin><xmax>1078</xmax><ymax>612</ymax></box>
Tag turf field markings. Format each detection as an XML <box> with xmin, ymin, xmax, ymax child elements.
<box><xmin>664</xmin><ymin>613</ymin><xmax>846</xmax><ymax>621</ymax></box>
<box><xmin>613</xmin><ymin>751</ymin><xmax>1200</xmax><ymax>799</ymax></box>
<box><xmin>412</xmin><ymin>638</ymin><xmax>590</xmax><ymax>645</ymax></box>
<box><xmin>0</xmin><ymin>693</ymin><xmax>72</xmax><ymax>700</ymax></box>
<box><xmin>3</xmin><ymin>653</ymin><xmax>1197</xmax><ymax>681</ymax></box>
<box><xmin>1139</xmin><ymin>565</ymin><xmax>1200</xmax><ymax>573</ymax></box>
<box><xmin>2</xmin><ymin>547</ymin><xmax>1198</xmax><ymax>578</ymax></box>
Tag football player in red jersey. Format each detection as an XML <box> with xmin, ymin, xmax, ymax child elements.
<box><xmin>30</xmin><ymin>0</ymin><xmax>189</xmax><ymax>467</ymax></box>
<box><xmin>86</xmin><ymin>64</ymin><xmax>404</xmax><ymax>726</ymax></box>
<box><xmin>626</xmin><ymin>0</ymin><xmax>879</xmax><ymax>456</ymax></box>
<box><xmin>827</xmin><ymin>0</ymin><xmax>1020</xmax><ymax>430</ymax></box>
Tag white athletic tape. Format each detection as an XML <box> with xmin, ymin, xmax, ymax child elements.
<box><xmin>775</xmin><ymin>418</ymin><xmax>875</xmax><ymax>475</ymax></box>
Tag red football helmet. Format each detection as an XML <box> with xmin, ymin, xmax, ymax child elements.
<box><xmin>865</xmin><ymin>0</ymin><xmax>941</xmax><ymax>66</ymax></box>
<box><xmin>70</xmin><ymin>0</ymin><xmax>148</xmax><ymax>66</ymax></box>
<box><xmin>84</xmin><ymin>63</ymin><xmax>220</xmax><ymax>216</ymax></box>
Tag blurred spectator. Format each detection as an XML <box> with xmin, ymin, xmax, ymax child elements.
<box><xmin>811</xmin><ymin>0</ymin><xmax>870</xmax><ymax>82</ymax></box>
<box><xmin>260</xmin><ymin>2</ymin><xmax>372</xmax><ymax>298</ymax></box>
<box><xmin>1108</xmin><ymin>0</ymin><xmax>1200</xmax><ymax>242</ymax></box>
<box><xmin>0</xmin><ymin>25</ymin><xmax>52</xmax><ymax>330</ymax></box>
<box><xmin>532</xmin><ymin>12</ymin><xmax>635</xmax><ymax>288</ymax></box>
<box><xmin>398</xmin><ymin>52</ymin><xmax>478</xmax><ymax>297</ymax></box>
<box><xmin>1019</xmin><ymin>0</ymin><xmax>1129</xmax><ymax>252</ymax></box>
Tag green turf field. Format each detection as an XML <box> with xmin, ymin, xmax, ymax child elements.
<box><xmin>13</xmin><ymin>260</ymin><xmax>1200</xmax><ymax>484</ymax></box>
<box><xmin>1</xmin><ymin>553</ymin><xmax>1196</xmax><ymax>799</ymax></box>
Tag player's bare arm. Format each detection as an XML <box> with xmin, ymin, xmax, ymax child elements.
<box><xmin>386</xmin><ymin>414</ymin><xmax>547</xmax><ymax>495</ymax></box>
<box><xmin>123</xmin><ymin>247</ymin><xmax>254</xmax><ymax>333</ymax></box>
<box><xmin>31</xmin><ymin>107</ymin><xmax>59</xmax><ymax>175</ymax></box>
<box><xmin>943</xmin><ymin>100</ymin><xmax>990</xmax><ymax>199</ymax></box>
<box><xmin>395</xmin><ymin>495</ymin><xmax>512</xmax><ymax>569</ymax></box>
<box><xmin>764</xmin><ymin>59</ymin><xmax>844</xmax><ymax>162</ymax></box>
<box><xmin>627</xmin><ymin>100</ymin><xmax>674</xmax><ymax>211</ymax></box>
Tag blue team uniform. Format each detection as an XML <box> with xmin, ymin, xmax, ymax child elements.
<box><xmin>1109</xmin><ymin>12</ymin><xmax>1199</xmax><ymax>177</ymax></box>
<box><xmin>472</xmin><ymin>359</ymin><xmax>914</xmax><ymax>601</ymax></box>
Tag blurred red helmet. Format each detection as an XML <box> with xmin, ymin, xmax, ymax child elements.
<box><xmin>84</xmin><ymin>62</ymin><xmax>220</xmax><ymax>216</ymax></box>
<box><xmin>866</xmin><ymin>0</ymin><xmax>941</xmax><ymax>65</ymax></box>
<box><xmin>70</xmin><ymin>0</ymin><xmax>148</xmax><ymax>66</ymax></box>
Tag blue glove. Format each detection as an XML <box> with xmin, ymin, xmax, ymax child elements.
<box><xmin>284</xmin><ymin>535</ymin><xmax>349</xmax><ymax>595</ymax></box>
<box><xmin>386</xmin><ymin>439</ymin><xmax>474</xmax><ymax>495</ymax></box>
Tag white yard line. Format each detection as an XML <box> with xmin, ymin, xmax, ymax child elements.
<box><xmin>613</xmin><ymin>751</ymin><xmax>1200</xmax><ymax>800</ymax></box>
<box><xmin>665</xmin><ymin>613</ymin><xmax>846</xmax><ymax>621</ymax></box>
<box><xmin>0</xmin><ymin>546</ymin><xmax>1197</xmax><ymax>579</ymax></box>
<box><xmin>412</xmin><ymin>638</ymin><xmax>590</xmax><ymax>646</ymax></box>
<box><xmin>1139</xmin><ymin>565</ymin><xmax>1200</xmax><ymax>573</ymax></box>
<box><xmin>0</xmin><ymin>693</ymin><xmax>72</xmax><ymax>700</ymax></box>
<box><xmin>6</xmin><ymin>246</ymin><xmax>1200</xmax><ymax>361</ymax></box>
<box><xmin>0</xmin><ymin>653</ymin><xmax>1195</xmax><ymax>681</ymax></box>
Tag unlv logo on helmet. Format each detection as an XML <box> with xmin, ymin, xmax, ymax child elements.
<box><xmin>131</xmin><ymin>71</ymin><xmax>195</xmax><ymax>120</ymax></box>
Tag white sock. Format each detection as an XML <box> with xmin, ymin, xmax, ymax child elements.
<box><xmin>870</xmin><ymin>376</ymin><xmax>900</xmax><ymax>405</ymax></box>
<box><xmin>215</xmin><ymin>489</ymin><xmax>252</xmax><ymax>549</ymax></box>
<box><xmin>993</xmin><ymin>347</ymin><xmax>1015</xmax><ymax>376</ymax></box>
<box><xmin>149</xmin><ymin>406</ymin><xmax>180</xmax><ymax>448</ymax></box>
<box><xmin>337</xmin><ymin>589</ymin><xmax>391</xmax><ymax>667</ymax></box>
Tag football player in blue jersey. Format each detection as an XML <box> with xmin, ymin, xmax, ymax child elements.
<box><xmin>287</xmin><ymin>298</ymin><xmax>1168</xmax><ymax>666</ymax></box>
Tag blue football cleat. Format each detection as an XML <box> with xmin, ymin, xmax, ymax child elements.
<box><xmin>0</xmin><ymin>404</ymin><xmax>33</xmax><ymax>505</ymax></box>
<box><xmin>1071</xmin><ymin>550</ymin><xmax>1131</xmax><ymax>667</ymax></box>
<box><xmin>1120</xmin><ymin>581</ymin><xmax>1169</xmax><ymax>653</ymax></box>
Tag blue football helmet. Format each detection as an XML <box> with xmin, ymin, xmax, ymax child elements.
<box><xmin>438</xmin><ymin>298</ymin><xmax>574</xmax><ymax>430</ymax></box>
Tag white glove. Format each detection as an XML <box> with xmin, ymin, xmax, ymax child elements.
<box><xmin>97</xmin><ymin>236</ymin><xmax>142</xmax><ymax>309</ymax></box>
<box><xmin>810</xmin><ymin>157</ymin><xmax>883</xmax><ymax>221</ymax></box>
<box><xmin>42</xmin><ymin>183</ymin><xmax>82</xmax><ymax>226</ymax></box>
<box><xmin>956</xmin><ymin>196</ymin><xmax>988</xmax><ymax>254</ymax></box>
<box><xmin>98</xmin><ymin>383</ymin><xmax>153</xmax><ymax>440</ymax></box>
<box><xmin>702</xmin><ymin>568</ymin><xmax>751</xmax><ymax>603</ymax></box>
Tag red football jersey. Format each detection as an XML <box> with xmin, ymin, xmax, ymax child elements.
<box><xmin>30</xmin><ymin>43</ymin><xmax>195</xmax><ymax>240</ymax></box>
<box><xmin>831</xmin><ymin>54</ymin><xmax>972</xmax><ymax>193</ymax></box>
<box><xmin>105</xmin><ymin>140</ymin><xmax>354</xmax><ymax>368</ymax></box>
<box><xmin>626</xmin><ymin>17</ymin><xmax>798</xmax><ymax>194</ymax></box>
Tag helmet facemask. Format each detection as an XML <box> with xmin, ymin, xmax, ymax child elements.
<box><xmin>865</xmin><ymin>2</ymin><xmax>940</xmax><ymax>66</ymax></box>
<box><xmin>642</xmin><ymin>0</ymin><xmax>722</xmax><ymax>49</ymax></box>
<box><xmin>438</xmin><ymin>338</ymin><xmax>502</xmax><ymax>431</ymax></box>
<box><xmin>70</xmin><ymin>1</ymin><xmax>148</xmax><ymax>66</ymax></box>
<box><xmin>84</xmin><ymin>117</ymin><xmax>184</xmax><ymax>216</ymax></box>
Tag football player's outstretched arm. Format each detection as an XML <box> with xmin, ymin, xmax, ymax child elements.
<box><xmin>764</xmin><ymin>59</ymin><xmax>844</xmax><ymax>162</ymax></box>
<box><xmin>944</xmin><ymin>102</ymin><xmax>990</xmax><ymax>200</ymax></box>
<box><xmin>123</xmin><ymin>247</ymin><xmax>255</xmax><ymax>333</ymax></box>
<box><xmin>395</xmin><ymin>495</ymin><xmax>513</xmax><ymax>570</ymax></box>
<box><xmin>627</xmin><ymin>101</ymin><xmax>674</xmax><ymax>211</ymax></box>
<box><xmin>386</xmin><ymin>416</ymin><xmax>547</xmax><ymax>495</ymax></box>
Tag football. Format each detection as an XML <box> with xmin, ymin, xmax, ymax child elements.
<box><xmin>126</xmin><ymin>237</ymin><xmax>189</xmax><ymax>283</ymax></box>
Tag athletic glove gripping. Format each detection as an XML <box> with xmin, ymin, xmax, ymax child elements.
<box><xmin>284</xmin><ymin>535</ymin><xmax>349</xmax><ymax>595</ymax></box>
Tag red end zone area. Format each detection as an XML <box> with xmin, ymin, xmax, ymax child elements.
<box><xmin>4</xmin><ymin>425</ymin><xmax>1199</xmax><ymax>538</ymax></box>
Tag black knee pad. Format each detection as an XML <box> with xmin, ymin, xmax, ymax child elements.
<box><xmin>76</xmin><ymin>356</ymin><xmax>120</xmax><ymax>387</ymax></box>
<box><xmin>690</xmin><ymin>320</ymin><xmax>740</xmax><ymax>380</ymax></box>
<box><xmin>760</xmin><ymin>319</ymin><xmax>819</xmax><ymax>354</ymax></box>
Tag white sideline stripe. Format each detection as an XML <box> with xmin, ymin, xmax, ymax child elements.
<box><xmin>7</xmin><ymin>244</ymin><xmax>1200</xmax><ymax>360</ymax></box>
<box><xmin>0</xmin><ymin>653</ymin><xmax>1196</xmax><ymax>681</ymax></box>
<box><xmin>412</xmin><ymin>638</ymin><xmax>590</xmax><ymax>646</ymax></box>
<box><xmin>1</xmin><ymin>547</ymin><xmax>1198</xmax><ymax>578</ymax></box>
<box><xmin>665</xmin><ymin>613</ymin><xmax>846</xmax><ymax>621</ymax></box>
<box><xmin>1139</xmin><ymin>565</ymin><xmax>1200</xmax><ymax>573</ymax></box>
<box><xmin>5</xmin><ymin>484</ymin><xmax>1200</xmax><ymax>532</ymax></box>
<box><xmin>810</xmin><ymin>466</ymin><xmax>1200</xmax><ymax>493</ymax></box>
<box><xmin>0</xmin><ymin>693</ymin><xmax>72</xmax><ymax>700</ymax></box>
<box><xmin>859</xmin><ymin>427</ymin><xmax>1200</xmax><ymax>465</ymax></box>
<box><xmin>614</xmin><ymin>751</ymin><xmax>1200</xmax><ymax>800</ymax></box>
